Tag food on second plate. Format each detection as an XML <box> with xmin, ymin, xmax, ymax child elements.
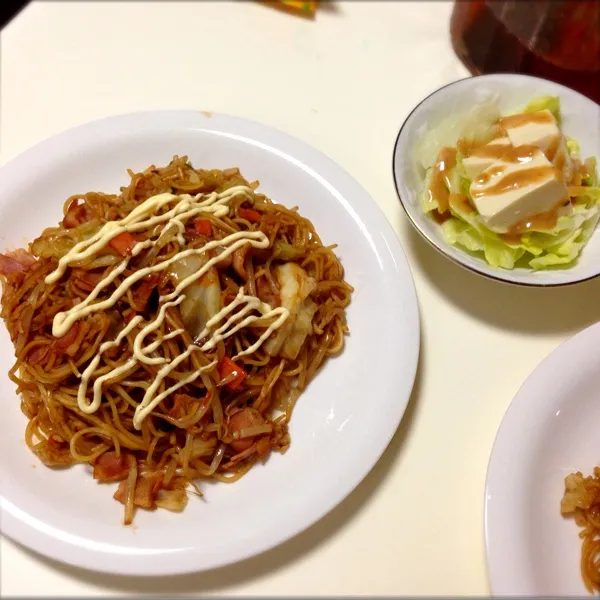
<box><xmin>0</xmin><ymin>157</ymin><xmax>352</xmax><ymax>524</ymax></box>
<box><xmin>417</xmin><ymin>96</ymin><xmax>600</xmax><ymax>269</ymax></box>
<box><xmin>561</xmin><ymin>468</ymin><xmax>600</xmax><ymax>593</ymax></box>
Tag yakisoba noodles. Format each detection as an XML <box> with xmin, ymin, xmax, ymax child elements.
<box><xmin>562</xmin><ymin>468</ymin><xmax>600</xmax><ymax>593</ymax></box>
<box><xmin>0</xmin><ymin>157</ymin><xmax>352</xmax><ymax>524</ymax></box>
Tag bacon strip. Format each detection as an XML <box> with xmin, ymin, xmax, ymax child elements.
<box><xmin>0</xmin><ymin>249</ymin><xmax>36</xmax><ymax>276</ymax></box>
<box><xmin>62</xmin><ymin>200</ymin><xmax>91</xmax><ymax>229</ymax></box>
<box><xmin>114</xmin><ymin>472</ymin><xmax>164</xmax><ymax>509</ymax></box>
<box><xmin>72</xmin><ymin>269</ymin><xmax>104</xmax><ymax>293</ymax></box>
<box><xmin>31</xmin><ymin>439</ymin><xmax>75</xmax><ymax>467</ymax></box>
<box><xmin>26</xmin><ymin>320</ymin><xmax>91</xmax><ymax>365</ymax></box>
<box><xmin>256</xmin><ymin>276</ymin><xmax>280</xmax><ymax>307</ymax></box>
<box><xmin>93</xmin><ymin>451</ymin><xmax>134</xmax><ymax>482</ymax></box>
<box><xmin>54</xmin><ymin>320</ymin><xmax>90</xmax><ymax>357</ymax></box>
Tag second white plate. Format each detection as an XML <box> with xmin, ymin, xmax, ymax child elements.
<box><xmin>486</xmin><ymin>321</ymin><xmax>600</xmax><ymax>595</ymax></box>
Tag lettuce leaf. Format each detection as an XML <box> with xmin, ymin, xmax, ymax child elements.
<box><xmin>439</xmin><ymin>203</ymin><xmax>600</xmax><ymax>270</ymax></box>
<box><xmin>567</xmin><ymin>137</ymin><xmax>580</xmax><ymax>158</ymax></box>
<box><xmin>415</xmin><ymin>101</ymin><xmax>500</xmax><ymax>171</ymax></box>
<box><xmin>572</xmin><ymin>186</ymin><xmax>600</xmax><ymax>203</ymax></box>
<box><xmin>438</xmin><ymin>189</ymin><xmax>600</xmax><ymax>271</ymax></box>
<box><xmin>483</xmin><ymin>238</ymin><xmax>525</xmax><ymax>269</ymax></box>
<box><xmin>420</xmin><ymin>168</ymin><xmax>438</xmax><ymax>213</ymax></box>
<box><xmin>441</xmin><ymin>218</ymin><xmax>484</xmax><ymax>252</ymax></box>
<box><xmin>529</xmin><ymin>209</ymin><xmax>600</xmax><ymax>268</ymax></box>
<box><xmin>584</xmin><ymin>157</ymin><xmax>598</xmax><ymax>186</ymax></box>
<box><xmin>523</xmin><ymin>95</ymin><xmax>561</xmax><ymax>123</ymax></box>
<box><xmin>440</xmin><ymin>218</ymin><xmax>523</xmax><ymax>268</ymax></box>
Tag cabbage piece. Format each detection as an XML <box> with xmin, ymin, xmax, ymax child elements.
<box><xmin>31</xmin><ymin>221</ymin><xmax>101</xmax><ymax>259</ymax></box>
<box><xmin>441</xmin><ymin>219</ymin><xmax>484</xmax><ymax>252</ymax></box>
<box><xmin>570</xmin><ymin>155</ymin><xmax>600</xmax><ymax>204</ymax></box>
<box><xmin>155</xmin><ymin>489</ymin><xmax>188</xmax><ymax>512</ymax></box>
<box><xmin>273</xmin><ymin>241</ymin><xmax>304</xmax><ymax>260</ymax></box>
<box><xmin>523</xmin><ymin>95</ymin><xmax>561</xmax><ymax>123</ymax></box>
<box><xmin>483</xmin><ymin>238</ymin><xmax>525</xmax><ymax>270</ymax></box>
<box><xmin>529</xmin><ymin>252</ymin><xmax>578</xmax><ymax>269</ymax></box>
<box><xmin>567</xmin><ymin>137</ymin><xmax>581</xmax><ymax>158</ymax></box>
<box><xmin>522</xmin><ymin>227</ymin><xmax>576</xmax><ymax>255</ymax></box>
<box><xmin>448</xmin><ymin>190</ymin><xmax>485</xmax><ymax>232</ymax></box>
<box><xmin>440</xmin><ymin>211</ymin><xmax>524</xmax><ymax>269</ymax></box>
<box><xmin>420</xmin><ymin>168</ymin><xmax>438</xmax><ymax>214</ymax></box>
<box><xmin>265</xmin><ymin>263</ymin><xmax>317</xmax><ymax>360</ymax></box>
<box><xmin>584</xmin><ymin>158</ymin><xmax>598</xmax><ymax>186</ymax></box>
<box><xmin>570</xmin><ymin>186</ymin><xmax>600</xmax><ymax>203</ymax></box>
<box><xmin>415</xmin><ymin>100</ymin><xmax>500</xmax><ymax>170</ymax></box>
<box><xmin>440</xmin><ymin>197</ymin><xmax>600</xmax><ymax>270</ymax></box>
<box><xmin>528</xmin><ymin>230</ymin><xmax>583</xmax><ymax>268</ymax></box>
<box><xmin>170</xmin><ymin>254</ymin><xmax>222</xmax><ymax>338</ymax></box>
<box><xmin>447</xmin><ymin>162</ymin><xmax>463</xmax><ymax>195</ymax></box>
<box><xmin>528</xmin><ymin>208</ymin><xmax>600</xmax><ymax>269</ymax></box>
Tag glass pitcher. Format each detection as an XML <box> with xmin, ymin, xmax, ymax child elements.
<box><xmin>450</xmin><ymin>0</ymin><xmax>600</xmax><ymax>103</ymax></box>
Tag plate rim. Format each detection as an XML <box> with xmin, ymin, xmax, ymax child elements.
<box><xmin>0</xmin><ymin>110</ymin><xmax>421</xmax><ymax>575</ymax></box>
<box><xmin>484</xmin><ymin>320</ymin><xmax>600</xmax><ymax>594</ymax></box>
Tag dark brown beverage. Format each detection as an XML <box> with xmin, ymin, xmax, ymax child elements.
<box><xmin>451</xmin><ymin>0</ymin><xmax>600</xmax><ymax>103</ymax></box>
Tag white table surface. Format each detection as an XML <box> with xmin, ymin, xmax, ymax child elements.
<box><xmin>3</xmin><ymin>1</ymin><xmax>600</xmax><ymax>596</ymax></box>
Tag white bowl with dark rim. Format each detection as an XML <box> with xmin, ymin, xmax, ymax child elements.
<box><xmin>392</xmin><ymin>73</ymin><xmax>600</xmax><ymax>287</ymax></box>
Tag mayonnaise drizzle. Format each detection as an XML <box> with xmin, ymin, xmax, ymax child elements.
<box><xmin>52</xmin><ymin>230</ymin><xmax>271</xmax><ymax>338</ymax></box>
<box><xmin>196</xmin><ymin>286</ymin><xmax>289</xmax><ymax>360</ymax></box>
<box><xmin>78</xmin><ymin>315</ymin><xmax>144</xmax><ymax>413</ymax></box>
<box><xmin>133</xmin><ymin>352</ymin><xmax>216</xmax><ymax>430</ymax></box>
<box><xmin>133</xmin><ymin>297</ymin><xmax>186</xmax><ymax>366</ymax></box>
<box><xmin>53</xmin><ymin>185</ymin><xmax>291</xmax><ymax>428</ymax></box>
<box><xmin>45</xmin><ymin>186</ymin><xmax>251</xmax><ymax>285</ymax></box>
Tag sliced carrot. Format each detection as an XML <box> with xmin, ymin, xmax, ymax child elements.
<box><xmin>109</xmin><ymin>232</ymin><xmax>138</xmax><ymax>256</ymax></box>
<box><xmin>194</xmin><ymin>219</ymin><xmax>213</xmax><ymax>237</ymax></box>
<box><xmin>239</xmin><ymin>208</ymin><xmax>261</xmax><ymax>222</ymax></box>
<box><xmin>218</xmin><ymin>356</ymin><xmax>247</xmax><ymax>391</ymax></box>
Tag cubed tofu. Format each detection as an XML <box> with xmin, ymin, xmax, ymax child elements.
<box><xmin>499</xmin><ymin>109</ymin><xmax>573</xmax><ymax>182</ymax></box>
<box><xmin>470</xmin><ymin>145</ymin><xmax>568</xmax><ymax>233</ymax></box>
<box><xmin>500</xmin><ymin>110</ymin><xmax>559</xmax><ymax>151</ymax></box>
<box><xmin>462</xmin><ymin>136</ymin><xmax>512</xmax><ymax>180</ymax></box>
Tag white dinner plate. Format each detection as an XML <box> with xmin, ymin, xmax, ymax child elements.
<box><xmin>0</xmin><ymin>111</ymin><xmax>420</xmax><ymax>575</ymax></box>
<box><xmin>485</xmin><ymin>321</ymin><xmax>600</xmax><ymax>595</ymax></box>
